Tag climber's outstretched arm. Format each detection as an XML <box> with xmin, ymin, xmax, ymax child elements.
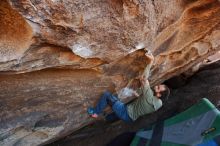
<box><xmin>143</xmin><ymin>52</ymin><xmax>154</xmax><ymax>79</ymax></box>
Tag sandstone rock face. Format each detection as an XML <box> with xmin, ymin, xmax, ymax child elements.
<box><xmin>0</xmin><ymin>0</ymin><xmax>33</xmax><ymax>62</ymax></box>
<box><xmin>49</xmin><ymin>61</ymin><xmax>220</xmax><ymax>146</ymax></box>
<box><xmin>1</xmin><ymin>0</ymin><xmax>220</xmax><ymax>145</ymax></box>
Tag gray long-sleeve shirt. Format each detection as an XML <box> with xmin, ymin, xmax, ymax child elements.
<box><xmin>127</xmin><ymin>61</ymin><xmax>162</xmax><ymax>121</ymax></box>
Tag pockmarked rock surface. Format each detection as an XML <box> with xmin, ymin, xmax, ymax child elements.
<box><xmin>1</xmin><ymin>0</ymin><xmax>220</xmax><ymax>145</ymax></box>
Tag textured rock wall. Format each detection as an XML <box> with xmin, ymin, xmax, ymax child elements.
<box><xmin>0</xmin><ymin>0</ymin><xmax>33</xmax><ymax>62</ymax></box>
<box><xmin>49</xmin><ymin>61</ymin><xmax>220</xmax><ymax>146</ymax></box>
<box><xmin>1</xmin><ymin>0</ymin><xmax>220</xmax><ymax>145</ymax></box>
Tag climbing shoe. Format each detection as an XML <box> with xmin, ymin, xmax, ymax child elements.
<box><xmin>87</xmin><ymin>107</ymin><xmax>98</xmax><ymax>118</ymax></box>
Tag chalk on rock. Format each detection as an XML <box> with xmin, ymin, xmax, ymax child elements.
<box><xmin>118</xmin><ymin>87</ymin><xmax>134</xmax><ymax>99</ymax></box>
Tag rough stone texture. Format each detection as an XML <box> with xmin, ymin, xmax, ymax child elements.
<box><xmin>48</xmin><ymin>60</ymin><xmax>220</xmax><ymax>146</ymax></box>
<box><xmin>0</xmin><ymin>0</ymin><xmax>33</xmax><ymax>62</ymax></box>
<box><xmin>0</xmin><ymin>50</ymin><xmax>149</xmax><ymax>146</ymax></box>
<box><xmin>1</xmin><ymin>0</ymin><xmax>220</xmax><ymax>145</ymax></box>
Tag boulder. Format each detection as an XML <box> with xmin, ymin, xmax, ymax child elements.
<box><xmin>0</xmin><ymin>0</ymin><xmax>220</xmax><ymax>145</ymax></box>
<box><xmin>49</xmin><ymin>60</ymin><xmax>220</xmax><ymax>146</ymax></box>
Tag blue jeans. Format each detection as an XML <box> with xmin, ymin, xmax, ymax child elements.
<box><xmin>94</xmin><ymin>91</ymin><xmax>133</xmax><ymax>123</ymax></box>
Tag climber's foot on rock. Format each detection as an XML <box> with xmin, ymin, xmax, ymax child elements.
<box><xmin>87</xmin><ymin>107</ymin><xmax>99</xmax><ymax>118</ymax></box>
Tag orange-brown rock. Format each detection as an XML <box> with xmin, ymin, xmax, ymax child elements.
<box><xmin>1</xmin><ymin>0</ymin><xmax>220</xmax><ymax>145</ymax></box>
<box><xmin>0</xmin><ymin>0</ymin><xmax>33</xmax><ymax>62</ymax></box>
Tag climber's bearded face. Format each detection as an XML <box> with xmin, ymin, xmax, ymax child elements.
<box><xmin>153</xmin><ymin>84</ymin><xmax>166</xmax><ymax>98</ymax></box>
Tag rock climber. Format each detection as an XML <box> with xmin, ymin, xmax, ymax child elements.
<box><xmin>87</xmin><ymin>51</ymin><xmax>170</xmax><ymax>122</ymax></box>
